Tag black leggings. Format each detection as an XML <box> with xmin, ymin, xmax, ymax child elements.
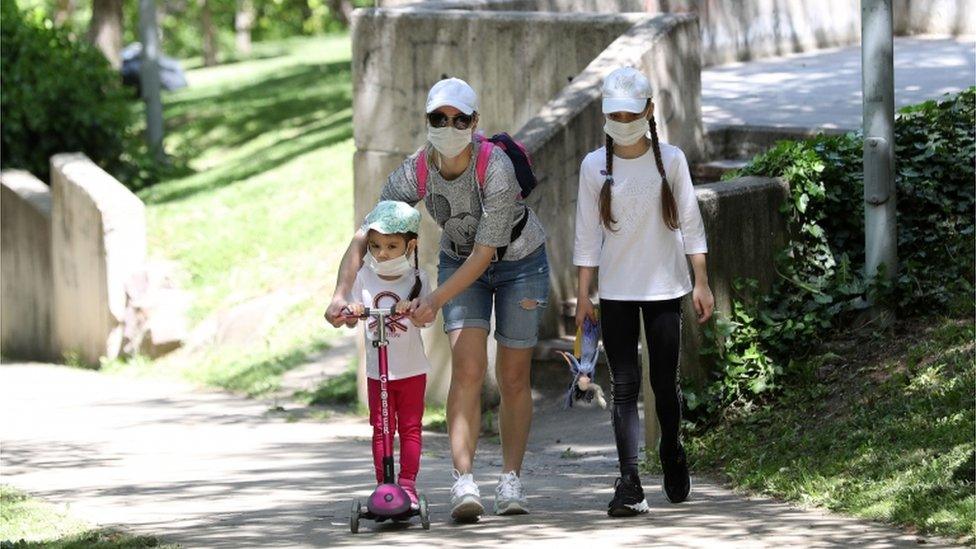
<box><xmin>600</xmin><ymin>298</ymin><xmax>683</xmax><ymax>478</ymax></box>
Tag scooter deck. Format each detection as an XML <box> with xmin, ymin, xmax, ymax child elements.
<box><xmin>360</xmin><ymin>508</ymin><xmax>419</xmax><ymax>522</ymax></box>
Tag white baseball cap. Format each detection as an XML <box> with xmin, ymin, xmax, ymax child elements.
<box><xmin>602</xmin><ymin>67</ymin><xmax>652</xmax><ymax>114</ymax></box>
<box><xmin>425</xmin><ymin>77</ymin><xmax>478</xmax><ymax>115</ymax></box>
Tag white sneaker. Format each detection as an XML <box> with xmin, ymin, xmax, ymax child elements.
<box><xmin>494</xmin><ymin>470</ymin><xmax>529</xmax><ymax>515</ymax></box>
<box><xmin>450</xmin><ymin>469</ymin><xmax>484</xmax><ymax>521</ymax></box>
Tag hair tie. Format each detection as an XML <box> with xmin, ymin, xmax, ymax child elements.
<box><xmin>604</xmin><ymin>175</ymin><xmax>614</xmax><ymax>185</ymax></box>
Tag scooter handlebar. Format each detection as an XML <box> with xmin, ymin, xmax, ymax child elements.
<box><xmin>337</xmin><ymin>306</ymin><xmax>394</xmax><ymax>320</ymax></box>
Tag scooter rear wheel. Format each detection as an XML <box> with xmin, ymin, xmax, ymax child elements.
<box><xmin>419</xmin><ymin>495</ymin><xmax>430</xmax><ymax>530</ymax></box>
<box><xmin>350</xmin><ymin>500</ymin><xmax>361</xmax><ymax>534</ymax></box>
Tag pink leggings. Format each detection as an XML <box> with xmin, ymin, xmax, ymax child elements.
<box><xmin>366</xmin><ymin>374</ymin><xmax>426</xmax><ymax>484</ymax></box>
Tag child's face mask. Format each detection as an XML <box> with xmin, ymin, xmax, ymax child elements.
<box><xmin>365</xmin><ymin>250</ymin><xmax>413</xmax><ymax>277</ymax></box>
<box><xmin>604</xmin><ymin>116</ymin><xmax>649</xmax><ymax>146</ymax></box>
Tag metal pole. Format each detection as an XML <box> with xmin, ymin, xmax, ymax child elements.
<box><xmin>861</xmin><ymin>0</ymin><xmax>897</xmax><ymax>321</ymax></box>
<box><xmin>139</xmin><ymin>0</ymin><xmax>165</xmax><ymax>162</ymax></box>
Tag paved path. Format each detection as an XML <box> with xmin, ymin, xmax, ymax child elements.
<box><xmin>702</xmin><ymin>36</ymin><xmax>975</xmax><ymax>130</ymax></box>
<box><xmin>1</xmin><ymin>363</ymin><xmax>960</xmax><ymax>548</ymax></box>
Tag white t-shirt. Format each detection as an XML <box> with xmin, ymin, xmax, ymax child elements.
<box><xmin>351</xmin><ymin>266</ymin><xmax>432</xmax><ymax>380</ymax></box>
<box><xmin>573</xmin><ymin>142</ymin><xmax>708</xmax><ymax>301</ymax></box>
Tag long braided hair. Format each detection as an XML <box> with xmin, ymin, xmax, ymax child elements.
<box><xmin>403</xmin><ymin>231</ymin><xmax>422</xmax><ymax>300</ymax></box>
<box><xmin>598</xmin><ymin>105</ymin><xmax>680</xmax><ymax>231</ymax></box>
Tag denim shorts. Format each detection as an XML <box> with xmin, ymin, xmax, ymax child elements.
<box><xmin>437</xmin><ymin>244</ymin><xmax>550</xmax><ymax>349</ymax></box>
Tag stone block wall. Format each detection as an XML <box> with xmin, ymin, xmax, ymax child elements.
<box><xmin>50</xmin><ymin>153</ymin><xmax>147</xmax><ymax>366</ymax></box>
<box><xmin>1</xmin><ymin>171</ymin><xmax>54</xmax><ymax>360</ymax></box>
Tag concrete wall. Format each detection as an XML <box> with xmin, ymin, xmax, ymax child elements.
<box><xmin>352</xmin><ymin>10</ymin><xmax>644</xmax><ymax>157</ymax></box>
<box><xmin>383</xmin><ymin>0</ymin><xmax>976</xmax><ymax>66</ymax></box>
<box><xmin>893</xmin><ymin>0</ymin><xmax>976</xmax><ymax>35</ymax></box>
<box><xmin>1</xmin><ymin>171</ymin><xmax>54</xmax><ymax>360</ymax></box>
<box><xmin>50</xmin><ymin>153</ymin><xmax>147</xmax><ymax>366</ymax></box>
<box><xmin>679</xmin><ymin>176</ymin><xmax>789</xmax><ymax>382</ymax></box>
<box><xmin>379</xmin><ymin>0</ymin><xmax>643</xmax><ymax>10</ymax></box>
<box><xmin>645</xmin><ymin>0</ymin><xmax>862</xmax><ymax>66</ymax></box>
<box><xmin>650</xmin><ymin>0</ymin><xmax>975</xmax><ymax>66</ymax></box>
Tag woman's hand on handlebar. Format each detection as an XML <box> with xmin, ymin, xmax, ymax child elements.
<box><xmin>325</xmin><ymin>297</ymin><xmax>364</xmax><ymax>327</ymax></box>
<box><xmin>395</xmin><ymin>300</ymin><xmax>412</xmax><ymax>316</ymax></box>
<box><xmin>346</xmin><ymin>302</ymin><xmax>365</xmax><ymax>319</ymax></box>
<box><xmin>325</xmin><ymin>295</ymin><xmax>359</xmax><ymax>327</ymax></box>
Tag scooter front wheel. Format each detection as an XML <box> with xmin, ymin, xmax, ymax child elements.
<box><xmin>350</xmin><ymin>500</ymin><xmax>361</xmax><ymax>534</ymax></box>
<box><xmin>419</xmin><ymin>494</ymin><xmax>430</xmax><ymax>530</ymax></box>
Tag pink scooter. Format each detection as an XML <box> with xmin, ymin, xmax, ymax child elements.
<box><xmin>342</xmin><ymin>306</ymin><xmax>430</xmax><ymax>533</ymax></box>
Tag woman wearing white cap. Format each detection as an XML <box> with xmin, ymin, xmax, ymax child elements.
<box><xmin>326</xmin><ymin>77</ymin><xmax>548</xmax><ymax>521</ymax></box>
<box><xmin>573</xmin><ymin>67</ymin><xmax>714</xmax><ymax>516</ymax></box>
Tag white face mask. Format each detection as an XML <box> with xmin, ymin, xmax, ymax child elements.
<box><xmin>604</xmin><ymin>117</ymin><xmax>650</xmax><ymax>146</ymax></box>
<box><xmin>427</xmin><ymin>125</ymin><xmax>472</xmax><ymax>158</ymax></box>
<box><xmin>364</xmin><ymin>250</ymin><xmax>414</xmax><ymax>278</ymax></box>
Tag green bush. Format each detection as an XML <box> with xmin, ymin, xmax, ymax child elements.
<box><xmin>693</xmin><ymin>88</ymin><xmax>976</xmax><ymax>420</ymax></box>
<box><xmin>0</xmin><ymin>1</ymin><xmax>138</xmax><ymax>184</ymax></box>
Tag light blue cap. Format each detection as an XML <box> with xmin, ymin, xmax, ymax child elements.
<box><xmin>361</xmin><ymin>200</ymin><xmax>421</xmax><ymax>235</ymax></box>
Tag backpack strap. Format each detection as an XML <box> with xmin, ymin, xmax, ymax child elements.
<box><xmin>494</xmin><ymin>206</ymin><xmax>529</xmax><ymax>262</ymax></box>
<box><xmin>475</xmin><ymin>140</ymin><xmax>494</xmax><ymax>188</ymax></box>
<box><xmin>415</xmin><ymin>148</ymin><xmax>429</xmax><ymax>200</ymax></box>
<box><xmin>417</xmin><ymin>141</ymin><xmax>488</xmax><ymax>199</ymax></box>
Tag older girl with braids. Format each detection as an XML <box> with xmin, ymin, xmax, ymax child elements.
<box><xmin>573</xmin><ymin>67</ymin><xmax>714</xmax><ymax>517</ymax></box>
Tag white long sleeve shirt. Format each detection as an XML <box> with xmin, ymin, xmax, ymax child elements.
<box><xmin>573</xmin><ymin>142</ymin><xmax>708</xmax><ymax>301</ymax></box>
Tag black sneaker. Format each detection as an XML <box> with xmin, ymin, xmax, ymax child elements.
<box><xmin>607</xmin><ymin>474</ymin><xmax>649</xmax><ymax>517</ymax></box>
<box><xmin>661</xmin><ymin>444</ymin><xmax>691</xmax><ymax>503</ymax></box>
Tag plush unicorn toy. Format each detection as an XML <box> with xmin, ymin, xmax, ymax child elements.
<box><xmin>558</xmin><ymin>316</ymin><xmax>607</xmax><ymax>409</ymax></box>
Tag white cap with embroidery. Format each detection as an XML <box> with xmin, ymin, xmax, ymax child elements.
<box><xmin>602</xmin><ymin>67</ymin><xmax>652</xmax><ymax>114</ymax></box>
<box><xmin>425</xmin><ymin>77</ymin><xmax>478</xmax><ymax>115</ymax></box>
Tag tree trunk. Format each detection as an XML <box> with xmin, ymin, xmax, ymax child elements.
<box><xmin>327</xmin><ymin>0</ymin><xmax>353</xmax><ymax>27</ymax></box>
<box><xmin>88</xmin><ymin>0</ymin><xmax>124</xmax><ymax>69</ymax></box>
<box><xmin>200</xmin><ymin>0</ymin><xmax>218</xmax><ymax>67</ymax></box>
<box><xmin>54</xmin><ymin>0</ymin><xmax>76</xmax><ymax>27</ymax></box>
<box><xmin>235</xmin><ymin>0</ymin><xmax>254</xmax><ymax>55</ymax></box>
<box><xmin>139</xmin><ymin>0</ymin><xmax>165</xmax><ymax>162</ymax></box>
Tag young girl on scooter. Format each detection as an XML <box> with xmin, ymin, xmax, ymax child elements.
<box><xmin>345</xmin><ymin>200</ymin><xmax>432</xmax><ymax>509</ymax></box>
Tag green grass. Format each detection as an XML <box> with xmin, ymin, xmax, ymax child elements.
<box><xmin>0</xmin><ymin>486</ymin><xmax>176</xmax><ymax>548</ymax></box>
<box><xmin>140</xmin><ymin>33</ymin><xmax>353</xmax><ymax>324</ymax></box>
<box><xmin>186</xmin><ymin>337</ymin><xmax>334</xmax><ymax>397</ymax></box>
<box><xmin>423</xmin><ymin>405</ymin><xmax>448</xmax><ymax>432</ymax></box>
<box><xmin>293</xmin><ymin>363</ymin><xmax>358</xmax><ymax>406</ymax></box>
<box><xmin>680</xmin><ymin>316</ymin><xmax>975</xmax><ymax>542</ymax></box>
<box><xmin>112</xmin><ymin>34</ymin><xmax>356</xmax><ymax>396</ymax></box>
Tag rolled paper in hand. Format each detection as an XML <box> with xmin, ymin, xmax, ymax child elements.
<box><xmin>573</xmin><ymin>323</ymin><xmax>582</xmax><ymax>359</ymax></box>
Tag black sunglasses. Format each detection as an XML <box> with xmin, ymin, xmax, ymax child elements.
<box><xmin>427</xmin><ymin>111</ymin><xmax>474</xmax><ymax>130</ymax></box>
